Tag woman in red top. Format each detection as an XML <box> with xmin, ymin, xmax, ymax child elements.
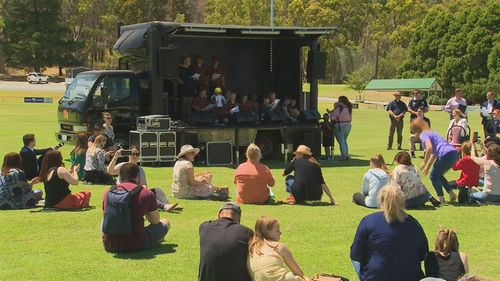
<box><xmin>234</xmin><ymin>144</ymin><xmax>275</xmax><ymax>204</ymax></box>
<box><xmin>448</xmin><ymin>141</ymin><xmax>480</xmax><ymax>202</ymax></box>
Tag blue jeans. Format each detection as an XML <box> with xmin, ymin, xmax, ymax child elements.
<box><xmin>472</xmin><ymin>192</ymin><xmax>500</xmax><ymax>203</ymax></box>
<box><xmin>351</xmin><ymin>260</ymin><xmax>361</xmax><ymax>279</ymax></box>
<box><xmin>333</xmin><ymin>123</ymin><xmax>352</xmax><ymax>157</ymax></box>
<box><xmin>143</xmin><ymin>221</ymin><xmax>169</xmax><ymax>250</ymax></box>
<box><xmin>430</xmin><ymin>151</ymin><xmax>459</xmax><ymax>197</ymax></box>
<box><xmin>405</xmin><ymin>192</ymin><xmax>432</xmax><ymax>208</ymax></box>
<box><xmin>285</xmin><ymin>175</ymin><xmax>294</xmax><ymax>193</ymax></box>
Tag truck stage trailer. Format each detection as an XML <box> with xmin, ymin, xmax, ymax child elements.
<box><xmin>56</xmin><ymin>22</ymin><xmax>334</xmax><ymax>162</ymax></box>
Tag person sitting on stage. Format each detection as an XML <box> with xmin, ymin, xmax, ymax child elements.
<box><xmin>172</xmin><ymin>145</ymin><xmax>228</xmax><ymax>200</ymax></box>
<box><xmin>259</xmin><ymin>96</ymin><xmax>272</xmax><ymax>120</ymax></box>
<box><xmin>288</xmin><ymin>99</ymin><xmax>300</xmax><ymax>119</ymax></box>
<box><xmin>225</xmin><ymin>92</ymin><xmax>239</xmax><ymax>114</ymax></box>
<box><xmin>275</xmin><ymin>97</ymin><xmax>296</xmax><ymax>122</ymax></box>
<box><xmin>240</xmin><ymin>95</ymin><xmax>259</xmax><ymax>114</ymax></box>
<box><xmin>352</xmin><ymin>154</ymin><xmax>390</xmax><ymax>208</ymax></box>
<box><xmin>192</xmin><ymin>89</ymin><xmax>212</xmax><ymax>112</ymax></box>
<box><xmin>269</xmin><ymin>92</ymin><xmax>279</xmax><ymax>110</ymax></box>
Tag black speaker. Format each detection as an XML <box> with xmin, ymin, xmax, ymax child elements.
<box><xmin>312</xmin><ymin>52</ymin><xmax>326</xmax><ymax>79</ymax></box>
<box><xmin>129</xmin><ymin>131</ymin><xmax>158</xmax><ymax>162</ymax></box>
<box><xmin>159</xmin><ymin>132</ymin><xmax>176</xmax><ymax>162</ymax></box>
<box><xmin>189</xmin><ymin>111</ymin><xmax>213</xmax><ymax>125</ymax></box>
<box><xmin>159</xmin><ymin>46</ymin><xmax>179</xmax><ymax>79</ymax></box>
<box><xmin>304</xmin><ymin>130</ymin><xmax>322</xmax><ymax>158</ymax></box>
<box><xmin>298</xmin><ymin>110</ymin><xmax>321</xmax><ymax>123</ymax></box>
<box><xmin>265</xmin><ymin>110</ymin><xmax>287</xmax><ymax>123</ymax></box>
<box><xmin>232</xmin><ymin>112</ymin><xmax>255</xmax><ymax>124</ymax></box>
<box><xmin>206</xmin><ymin>142</ymin><xmax>233</xmax><ymax>165</ymax></box>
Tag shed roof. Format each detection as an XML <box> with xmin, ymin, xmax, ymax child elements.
<box><xmin>364</xmin><ymin>78</ymin><xmax>442</xmax><ymax>91</ymax></box>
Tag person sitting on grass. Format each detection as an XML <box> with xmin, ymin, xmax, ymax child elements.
<box><xmin>83</xmin><ymin>135</ymin><xmax>114</xmax><ymax>185</ymax></box>
<box><xmin>424</xmin><ymin>229</ymin><xmax>469</xmax><ymax>281</ymax></box>
<box><xmin>70</xmin><ymin>133</ymin><xmax>88</xmax><ymax>180</ymax></box>
<box><xmin>19</xmin><ymin>133</ymin><xmax>54</xmax><ymax>180</ymax></box>
<box><xmin>391</xmin><ymin>151</ymin><xmax>441</xmax><ymax>208</ymax></box>
<box><xmin>39</xmin><ymin>150</ymin><xmax>91</xmax><ymax>209</ymax></box>
<box><xmin>102</xmin><ymin>163</ymin><xmax>170</xmax><ymax>253</ymax></box>
<box><xmin>171</xmin><ymin>145</ymin><xmax>228</xmax><ymax>200</ymax></box>
<box><xmin>350</xmin><ymin>184</ymin><xmax>429</xmax><ymax>281</ymax></box>
<box><xmin>412</xmin><ymin>118</ymin><xmax>459</xmax><ymax>203</ymax></box>
<box><xmin>87</xmin><ymin>122</ymin><xmax>114</xmax><ymax>150</ymax></box>
<box><xmin>0</xmin><ymin>152</ymin><xmax>43</xmax><ymax>209</ymax></box>
<box><xmin>198</xmin><ymin>202</ymin><xmax>253</xmax><ymax>281</ymax></box>
<box><xmin>107</xmin><ymin>147</ymin><xmax>179</xmax><ymax>212</ymax></box>
<box><xmin>234</xmin><ymin>144</ymin><xmax>275</xmax><ymax>204</ymax></box>
<box><xmin>248</xmin><ymin>216</ymin><xmax>341</xmax><ymax>281</ymax></box>
<box><xmin>352</xmin><ymin>154</ymin><xmax>390</xmax><ymax>208</ymax></box>
<box><xmin>447</xmin><ymin>141</ymin><xmax>480</xmax><ymax>202</ymax></box>
<box><xmin>470</xmin><ymin>140</ymin><xmax>500</xmax><ymax>203</ymax></box>
<box><xmin>282</xmin><ymin>145</ymin><xmax>335</xmax><ymax>205</ymax></box>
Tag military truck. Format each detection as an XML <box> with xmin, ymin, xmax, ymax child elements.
<box><xmin>56</xmin><ymin>22</ymin><xmax>333</xmax><ymax>161</ymax></box>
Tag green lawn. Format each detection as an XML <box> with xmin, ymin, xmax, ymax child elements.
<box><xmin>0</xmin><ymin>89</ymin><xmax>499</xmax><ymax>281</ymax></box>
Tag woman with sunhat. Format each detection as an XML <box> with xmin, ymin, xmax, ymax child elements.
<box><xmin>172</xmin><ymin>144</ymin><xmax>228</xmax><ymax>200</ymax></box>
<box><xmin>282</xmin><ymin>145</ymin><xmax>335</xmax><ymax>205</ymax></box>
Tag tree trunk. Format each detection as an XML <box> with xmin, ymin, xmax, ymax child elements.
<box><xmin>0</xmin><ymin>54</ymin><xmax>5</xmax><ymax>74</ymax></box>
<box><xmin>374</xmin><ymin>39</ymin><xmax>380</xmax><ymax>79</ymax></box>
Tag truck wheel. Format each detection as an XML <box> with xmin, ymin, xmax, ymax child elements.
<box><xmin>255</xmin><ymin>132</ymin><xmax>279</xmax><ymax>159</ymax></box>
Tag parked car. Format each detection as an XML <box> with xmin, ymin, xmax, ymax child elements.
<box><xmin>27</xmin><ymin>72</ymin><xmax>49</xmax><ymax>84</ymax></box>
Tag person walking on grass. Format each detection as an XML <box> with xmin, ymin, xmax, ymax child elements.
<box><xmin>387</xmin><ymin>91</ymin><xmax>407</xmax><ymax>150</ymax></box>
<box><xmin>102</xmin><ymin>163</ymin><xmax>170</xmax><ymax>253</ymax></box>
<box><xmin>411</xmin><ymin>119</ymin><xmax>459</xmax><ymax>203</ymax></box>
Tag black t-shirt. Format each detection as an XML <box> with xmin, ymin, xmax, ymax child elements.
<box><xmin>44</xmin><ymin>168</ymin><xmax>71</xmax><ymax>207</ymax></box>
<box><xmin>424</xmin><ymin>251</ymin><xmax>465</xmax><ymax>281</ymax></box>
<box><xmin>284</xmin><ymin>157</ymin><xmax>325</xmax><ymax>202</ymax></box>
<box><xmin>198</xmin><ymin>217</ymin><xmax>253</xmax><ymax>281</ymax></box>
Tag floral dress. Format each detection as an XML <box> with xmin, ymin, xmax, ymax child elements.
<box><xmin>0</xmin><ymin>169</ymin><xmax>41</xmax><ymax>209</ymax></box>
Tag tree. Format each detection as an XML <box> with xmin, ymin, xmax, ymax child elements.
<box><xmin>2</xmin><ymin>0</ymin><xmax>78</xmax><ymax>72</ymax></box>
<box><xmin>345</xmin><ymin>64</ymin><xmax>373</xmax><ymax>102</ymax></box>
<box><xmin>0</xmin><ymin>2</ymin><xmax>5</xmax><ymax>73</ymax></box>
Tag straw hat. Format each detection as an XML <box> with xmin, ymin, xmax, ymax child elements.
<box><xmin>177</xmin><ymin>145</ymin><xmax>200</xmax><ymax>159</ymax></box>
<box><xmin>293</xmin><ymin>145</ymin><xmax>312</xmax><ymax>156</ymax></box>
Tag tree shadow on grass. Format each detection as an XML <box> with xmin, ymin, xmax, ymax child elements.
<box><xmin>113</xmin><ymin>243</ymin><xmax>178</xmax><ymax>260</ymax></box>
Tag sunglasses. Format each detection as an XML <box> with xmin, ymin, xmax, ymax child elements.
<box><xmin>131</xmin><ymin>152</ymin><xmax>140</xmax><ymax>156</ymax></box>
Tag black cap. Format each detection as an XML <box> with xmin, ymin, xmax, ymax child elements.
<box><xmin>218</xmin><ymin>202</ymin><xmax>241</xmax><ymax>215</ymax></box>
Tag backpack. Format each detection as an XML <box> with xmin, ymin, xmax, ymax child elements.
<box><xmin>102</xmin><ymin>184</ymin><xmax>142</xmax><ymax>235</ymax></box>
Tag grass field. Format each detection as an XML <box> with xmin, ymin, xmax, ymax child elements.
<box><xmin>0</xmin><ymin>88</ymin><xmax>499</xmax><ymax>281</ymax></box>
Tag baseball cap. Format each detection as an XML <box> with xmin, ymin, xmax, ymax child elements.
<box><xmin>218</xmin><ymin>202</ymin><xmax>241</xmax><ymax>215</ymax></box>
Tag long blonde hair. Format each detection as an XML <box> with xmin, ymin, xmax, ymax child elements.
<box><xmin>246</xmin><ymin>143</ymin><xmax>262</xmax><ymax>162</ymax></box>
<box><xmin>249</xmin><ymin>216</ymin><xmax>279</xmax><ymax>257</ymax></box>
<box><xmin>378</xmin><ymin>184</ymin><xmax>407</xmax><ymax>223</ymax></box>
<box><xmin>88</xmin><ymin>135</ymin><xmax>106</xmax><ymax>157</ymax></box>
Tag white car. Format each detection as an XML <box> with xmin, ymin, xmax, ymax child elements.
<box><xmin>27</xmin><ymin>72</ymin><xmax>49</xmax><ymax>84</ymax></box>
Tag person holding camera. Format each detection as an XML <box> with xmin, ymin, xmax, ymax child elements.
<box><xmin>470</xmin><ymin>139</ymin><xmax>500</xmax><ymax>203</ymax></box>
<box><xmin>19</xmin><ymin>133</ymin><xmax>59</xmax><ymax>180</ymax></box>
<box><xmin>107</xmin><ymin>147</ymin><xmax>179</xmax><ymax>212</ymax></box>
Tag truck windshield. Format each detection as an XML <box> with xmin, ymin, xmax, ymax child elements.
<box><xmin>62</xmin><ymin>73</ymin><xmax>99</xmax><ymax>101</ymax></box>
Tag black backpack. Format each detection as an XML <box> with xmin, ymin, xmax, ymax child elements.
<box><xmin>102</xmin><ymin>184</ymin><xmax>142</xmax><ymax>235</ymax></box>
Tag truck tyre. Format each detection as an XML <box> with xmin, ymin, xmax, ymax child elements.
<box><xmin>255</xmin><ymin>132</ymin><xmax>279</xmax><ymax>159</ymax></box>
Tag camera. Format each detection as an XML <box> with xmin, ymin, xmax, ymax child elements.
<box><xmin>472</xmin><ymin>131</ymin><xmax>479</xmax><ymax>142</ymax></box>
<box><xmin>121</xmin><ymin>150</ymin><xmax>133</xmax><ymax>156</ymax></box>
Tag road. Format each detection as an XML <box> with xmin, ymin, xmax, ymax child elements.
<box><xmin>0</xmin><ymin>81</ymin><xmax>66</xmax><ymax>92</ymax></box>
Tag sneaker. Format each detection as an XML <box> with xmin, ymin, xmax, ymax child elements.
<box><xmin>411</xmin><ymin>151</ymin><xmax>416</xmax><ymax>158</ymax></box>
<box><xmin>283</xmin><ymin>195</ymin><xmax>296</xmax><ymax>205</ymax></box>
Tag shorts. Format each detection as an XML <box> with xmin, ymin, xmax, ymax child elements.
<box><xmin>143</xmin><ymin>221</ymin><xmax>169</xmax><ymax>250</ymax></box>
